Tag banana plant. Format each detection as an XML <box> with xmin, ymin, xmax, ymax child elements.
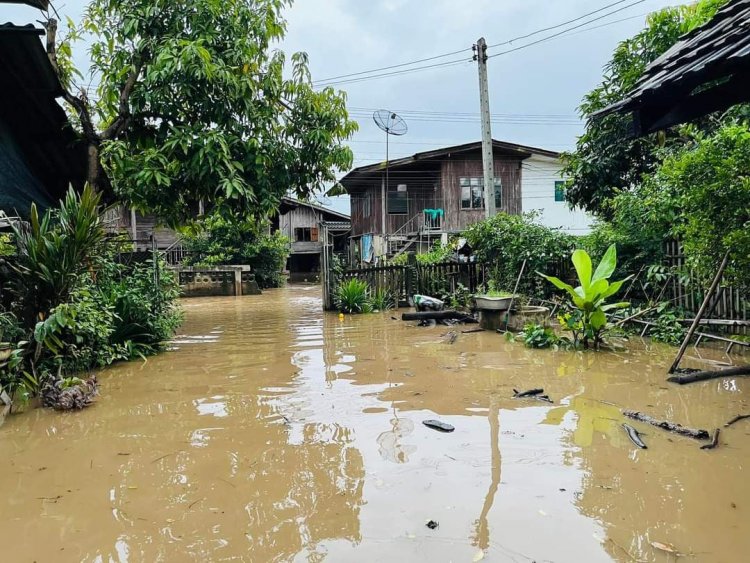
<box><xmin>538</xmin><ymin>245</ymin><xmax>631</xmax><ymax>349</ymax></box>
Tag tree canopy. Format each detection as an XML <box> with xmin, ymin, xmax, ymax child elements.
<box><xmin>53</xmin><ymin>0</ymin><xmax>357</xmax><ymax>223</ymax></box>
<box><xmin>561</xmin><ymin>0</ymin><xmax>728</xmax><ymax>217</ymax></box>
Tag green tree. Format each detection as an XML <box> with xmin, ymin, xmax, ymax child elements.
<box><xmin>182</xmin><ymin>209</ymin><xmax>290</xmax><ymax>288</ymax></box>
<box><xmin>641</xmin><ymin>124</ymin><xmax>750</xmax><ymax>285</ymax></box>
<box><xmin>49</xmin><ymin>0</ymin><xmax>357</xmax><ymax>223</ymax></box>
<box><xmin>561</xmin><ymin>0</ymin><xmax>727</xmax><ymax>217</ymax></box>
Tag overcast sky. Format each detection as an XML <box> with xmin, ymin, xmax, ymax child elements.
<box><xmin>3</xmin><ymin>0</ymin><xmax>680</xmax><ymax>212</ymax></box>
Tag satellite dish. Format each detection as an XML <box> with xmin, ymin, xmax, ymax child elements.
<box><xmin>372</xmin><ymin>110</ymin><xmax>408</xmax><ymax>201</ymax></box>
<box><xmin>373</xmin><ymin>110</ymin><xmax>408</xmax><ymax>137</ymax></box>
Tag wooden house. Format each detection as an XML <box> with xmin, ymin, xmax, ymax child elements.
<box><xmin>338</xmin><ymin>139</ymin><xmax>591</xmax><ymax>263</ymax></box>
<box><xmin>272</xmin><ymin>198</ymin><xmax>350</xmax><ymax>282</ymax></box>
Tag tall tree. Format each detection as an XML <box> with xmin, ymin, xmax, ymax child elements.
<box><xmin>561</xmin><ymin>0</ymin><xmax>727</xmax><ymax>217</ymax></box>
<box><xmin>47</xmin><ymin>0</ymin><xmax>357</xmax><ymax>223</ymax></box>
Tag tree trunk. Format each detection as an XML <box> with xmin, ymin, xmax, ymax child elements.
<box><xmin>87</xmin><ymin>142</ymin><xmax>100</xmax><ymax>190</ymax></box>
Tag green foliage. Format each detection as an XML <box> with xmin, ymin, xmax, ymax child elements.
<box><xmin>11</xmin><ymin>185</ymin><xmax>105</xmax><ymax>322</ymax></box>
<box><xmin>539</xmin><ymin>245</ymin><xmax>631</xmax><ymax>349</ymax></box>
<box><xmin>0</xmin><ymin>234</ymin><xmax>14</xmax><ymax>257</ymax></box>
<box><xmin>335</xmin><ymin>279</ymin><xmax>370</xmax><ymax>314</ymax></box>
<box><xmin>370</xmin><ymin>288</ymin><xmax>395</xmax><ymax>312</ymax></box>
<box><xmin>562</xmin><ymin>0</ymin><xmax>729</xmax><ymax>216</ymax></box>
<box><xmin>64</xmin><ymin>0</ymin><xmax>357</xmax><ymax>222</ymax></box>
<box><xmin>521</xmin><ymin>323</ymin><xmax>559</xmax><ymax>349</ymax></box>
<box><xmin>182</xmin><ymin>210</ymin><xmax>290</xmax><ymax>288</ymax></box>
<box><xmin>447</xmin><ymin>283</ymin><xmax>473</xmax><ymax>310</ymax></box>
<box><xmin>465</xmin><ymin>212</ymin><xmax>575</xmax><ymax>297</ymax></box>
<box><xmin>642</xmin><ymin>124</ymin><xmax>750</xmax><ymax>286</ymax></box>
<box><xmin>649</xmin><ymin>305</ymin><xmax>686</xmax><ymax>346</ymax></box>
<box><xmin>0</xmin><ymin>191</ymin><xmax>182</xmax><ymax>405</ymax></box>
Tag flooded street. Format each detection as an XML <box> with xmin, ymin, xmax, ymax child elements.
<box><xmin>1</xmin><ymin>286</ymin><xmax>748</xmax><ymax>562</ymax></box>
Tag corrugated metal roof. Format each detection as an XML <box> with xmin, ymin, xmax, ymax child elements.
<box><xmin>338</xmin><ymin>139</ymin><xmax>560</xmax><ymax>190</ymax></box>
<box><xmin>596</xmin><ymin>0</ymin><xmax>750</xmax><ymax>134</ymax></box>
<box><xmin>0</xmin><ymin>23</ymin><xmax>85</xmax><ymax>213</ymax></box>
<box><xmin>0</xmin><ymin>1</ymin><xmax>48</xmax><ymax>9</ymax></box>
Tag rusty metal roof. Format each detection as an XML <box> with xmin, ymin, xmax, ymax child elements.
<box><xmin>596</xmin><ymin>0</ymin><xmax>750</xmax><ymax>134</ymax></box>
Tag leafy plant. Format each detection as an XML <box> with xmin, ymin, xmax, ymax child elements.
<box><xmin>55</xmin><ymin>0</ymin><xmax>357</xmax><ymax>223</ymax></box>
<box><xmin>182</xmin><ymin>210</ymin><xmax>290</xmax><ymax>288</ymax></box>
<box><xmin>649</xmin><ymin>305</ymin><xmax>686</xmax><ymax>346</ymax></box>
<box><xmin>539</xmin><ymin>245</ymin><xmax>632</xmax><ymax>349</ymax></box>
<box><xmin>370</xmin><ymin>289</ymin><xmax>395</xmax><ymax>312</ymax></box>
<box><xmin>11</xmin><ymin>185</ymin><xmax>105</xmax><ymax>324</ymax></box>
<box><xmin>335</xmin><ymin>279</ymin><xmax>370</xmax><ymax>314</ymax></box>
<box><xmin>521</xmin><ymin>323</ymin><xmax>559</xmax><ymax>349</ymax></box>
<box><xmin>465</xmin><ymin>212</ymin><xmax>575</xmax><ymax>299</ymax></box>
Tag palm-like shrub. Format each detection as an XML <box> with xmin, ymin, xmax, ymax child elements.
<box><xmin>370</xmin><ymin>288</ymin><xmax>395</xmax><ymax>311</ymax></box>
<box><xmin>335</xmin><ymin>279</ymin><xmax>371</xmax><ymax>314</ymax></box>
<box><xmin>11</xmin><ymin>184</ymin><xmax>105</xmax><ymax>321</ymax></box>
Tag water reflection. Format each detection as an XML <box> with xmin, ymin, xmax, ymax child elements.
<box><xmin>0</xmin><ymin>286</ymin><xmax>747</xmax><ymax>562</ymax></box>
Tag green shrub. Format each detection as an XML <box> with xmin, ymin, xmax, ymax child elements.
<box><xmin>522</xmin><ymin>323</ymin><xmax>559</xmax><ymax>349</ymax></box>
<box><xmin>465</xmin><ymin>212</ymin><xmax>575</xmax><ymax>298</ymax></box>
<box><xmin>0</xmin><ymin>189</ymin><xmax>183</xmax><ymax>406</ymax></box>
<box><xmin>335</xmin><ymin>279</ymin><xmax>370</xmax><ymax>314</ymax></box>
<box><xmin>182</xmin><ymin>210</ymin><xmax>289</xmax><ymax>288</ymax></box>
<box><xmin>370</xmin><ymin>288</ymin><xmax>395</xmax><ymax>312</ymax></box>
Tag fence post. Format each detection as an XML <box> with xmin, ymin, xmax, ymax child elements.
<box><xmin>669</xmin><ymin>250</ymin><xmax>730</xmax><ymax>374</ymax></box>
<box><xmin>405</xmin><ymin>252</ymin><xmax>417</xmax><ymax>302</ymax></box>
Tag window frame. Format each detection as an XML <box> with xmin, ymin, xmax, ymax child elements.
<box><xmin>460</xmin><ymin>177</ymin><xmax>502</xmax><ymax>211</ymax></box>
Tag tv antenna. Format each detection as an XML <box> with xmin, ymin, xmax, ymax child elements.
<box><xmin>373</xmin><ymin>110</ymin><xmax>408</xmax><ymax>205</ymax></box>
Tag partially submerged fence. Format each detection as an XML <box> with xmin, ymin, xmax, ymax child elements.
<box><xmin>326</xmin><ymin>261</ymin><xmax>487</xmax><ymax>309</ymax></box>
<box><xmin>661</xmin><ymin>240</ymin><xmax>748</xmax><ymax>335</ymax></box>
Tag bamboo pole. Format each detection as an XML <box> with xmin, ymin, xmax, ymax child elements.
<box><xmin>669</xmin><ymin>250</ymin><xmax>730</xmax><ymax>374</ymax></box>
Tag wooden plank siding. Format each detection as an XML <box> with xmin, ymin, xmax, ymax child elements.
<box><xmin>348</xmin><ymin>149</ymin><xmax>524</xmax><ymax>236</ymax></box>
<box><xmin>440</xmin><ymin>156</ymin><xmax>522</xmax><ymax>231</ymax></box>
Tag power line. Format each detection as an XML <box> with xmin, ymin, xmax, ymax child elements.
<box><xmin>313</xmin><ymin>0</ymin><xmax>649</xmax><ymax>88</ymax></box>
<box><xmin>312</xmin><ymin>47</ymin><xmax>472</xmax><ymax>85</ymax></box>
<box><xmin>314</xmin><ymin>57</ymin><xmax>472</xmax><ymax>88</ymax></box>
<box><xmin>487</xmin><ymin>0</ymin><xmax>639</xmax><ymax>48</ymax></box>
<box><xmin>488</xmin><ymin>0</ymin><xmax>647</xmax><ymax>59</ymax></box>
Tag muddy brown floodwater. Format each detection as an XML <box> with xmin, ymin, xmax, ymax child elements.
<box><xmin>1</xmin><ymin>286</ymin><xmax>748</xmax><ymax>562</ymax></box>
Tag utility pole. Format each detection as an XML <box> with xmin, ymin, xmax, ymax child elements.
<box><xmin>474</xmin><ymin>37</ymin><xmax>496</xmax><ymax>219</ymax></box>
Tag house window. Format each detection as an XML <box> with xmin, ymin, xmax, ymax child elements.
<box><xmin>460</xmin><ymin>177</ymin><xmax>502</xmax><ymax>210</ymax></box>
<box><xmin>554</xmin><ymin>181</ymin><xmax>566</xmax><ymax>202</ymax></box>
<box><xmin>387</xmin><ymin>186</ymin><xmax>408</xmax><ymax>214</ymax></box>
<box><xmin>294</xmin><ymin>227</ymin><xmax>318</xmax><ymax>242</ymax></box>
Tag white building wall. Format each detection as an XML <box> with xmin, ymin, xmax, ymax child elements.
<box><xmin>520</xmin><ymin>155</ymin><xmax>593</xmax><ymax>235</ymax></box>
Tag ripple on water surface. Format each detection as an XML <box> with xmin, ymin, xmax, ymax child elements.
<box><xmin>0</xmin><ymin>286</ymin><xmax>748</xmax><ymax>562</ymax></box>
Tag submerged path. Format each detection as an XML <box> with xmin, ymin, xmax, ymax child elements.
<box><xmin>0</xmin><ymin>286</ymin><xmax>748</xmax><ymax>561</ymax></box>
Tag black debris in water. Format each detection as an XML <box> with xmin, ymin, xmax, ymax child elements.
<box><xmin>426</xmin><ymin>520</ymin><xmax>439</xmax><ymax>530</ymax></box>
<box><xmin>423</xmin><ymin>420</ymin><xmax>455</xmax><ymax>433</ymax></box>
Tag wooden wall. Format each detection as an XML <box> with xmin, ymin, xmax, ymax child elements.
<box><xmin>279</xmin><ymin>206</ymin><xmax>323</xmax><ymax>254</ymax></box>
<box><xmin>440</xmin><ymin>156</ymin><xmax>522</xmax><ymax>231</ymax></box>
<box><xmin>350</xmin><ymin>165</ymin><xmax>441</xmax><ymax>236</ymax></box>
<box><xmin>350</xmin><ymin>150</ymin><xmax>524</xmax><ymax>236</ymax></box>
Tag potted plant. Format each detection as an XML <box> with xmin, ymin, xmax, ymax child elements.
<box><xmin>473</xmin><ymin>280</ymin><xmax>517</xmax><ymax>311</ymax></box>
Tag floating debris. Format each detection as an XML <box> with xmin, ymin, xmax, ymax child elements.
<box><xmin>422</xmin><ymin>420</ymin><xmax>455</xmax><ymax>433</ymax></box>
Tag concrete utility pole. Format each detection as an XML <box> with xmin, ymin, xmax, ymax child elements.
<box><xmin>474</xmin><ymin>37</ymin><xmax>496</xmax><ymax>219</ymax></box>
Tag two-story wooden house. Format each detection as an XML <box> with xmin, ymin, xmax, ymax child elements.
<box><xmin>338</xmin><ymin>139</ymin><xmax>591</xmax><ymax>263</ymax></box>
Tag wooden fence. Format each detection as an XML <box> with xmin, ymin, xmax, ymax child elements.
<box><xmin>662</xmin><ymin>240</ymin><xmax>749</xmax><ymax>334</ymax></box>
<box><xmin>337</xmin><ymin>261</ymin><xmax>487</xmax><ymax>308</ymax></box>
